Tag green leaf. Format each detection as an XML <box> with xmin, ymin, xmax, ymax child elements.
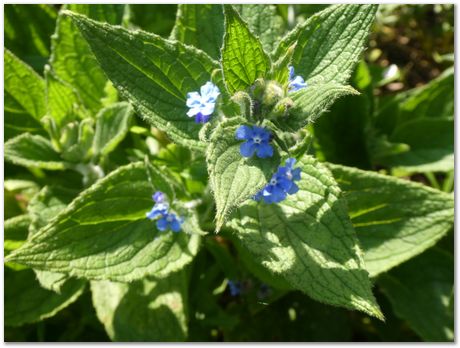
<box><xmin>233</xmin><ymin>5</ymin><xmax>285</xmax><ymax>54</ymax></box>
<box><xmin>221</xmin><ymin>5</ymin><xmax>271</xmax><ymax>94</ymax></box>
<box><xmin>286</xmin><ymin>82</ymin><xmax>358</xmax><ymax>131</ymax></box>
<box><xmin>313</xmin><ymin>61</ymin><xmax>373</xmax><ymax>169</ymax></box>
<box><xmin>4</xmin><ymin>4</ymin><xmax>57</xmax><ymax>73</ymax></box>
<box><xmin>274</xmin><ymin>5</ymin><xmax>378</xmax><ymax>85</ymax></box>
<box><xmin>6</xmin><ymin>162</ymin><xmax>202</xmax><ymax>282</ymax></box>
<box><xmin>206</xmin><ymin>118</ymin><xmax>280</xmax><ymax>231</ymax></box>
<box><xmin>28</xmin><ymin>186</ymin><xmax>78</xmax><ymax>292</ymax></box>
<box><xmin>328</xmin><ymin>163</ymin><xmax>454</xmax><ymax>277</ymax></box>
<box><xmin>128</xmin><ymin>4</ymin><xmax>177</xmax><ymax>37</ymax></box>
<box><xmin>91</xmin><ymin>270</ymin><xmax>188</xmax><ymax>341</ymax></box>
<box><xmin>377</xmin><ymin>118</ymin><xmax>454</xmax><ymax>172</ymax></box>
<box><xmin>228</xmin><ymin>155</ymin><xmax>383</xmax><ymax>319</ymax></box>
<box><xmin>5</xmin><ymin>133</ymin><xmax>67</xmax><ymax>170</ymax></box>
<box><xmin>170</xmin><ymin>5</ymin><xmax>224</xmax><ymax>60</ymax></box>
<box><xmin>66</xmin><ymin>11</ymin><xmax>219</xmax><ymax>151</ymax></box>
<box><xmin>4</xmin><ymin>215</ymin><xmax>30</xmax><ymax>258</ymax></box>
<box><xmin>93</xmin><ymin>102</ymin><xmax>134</xmax><ymax>158</ymax></box>
<box><xmin>44</xmin><ymin>65</ymin><xmax>86</xmax><ymax>127</ymax></box>
<box><xmin>50</xmin><ymin>5</ymin><xmax>125</xmax><ymax>112</ymax></box>
<box><xmin>4</xmin><ymin>49</ymin><xmax>46</xmax><ymax>140</ymax></box>
<box><xmin>4</xmin><ymin>267</ymin><xmax>86</xmax><ymax>327</ymax></box>
<box><xmin>378</xmin><ymin>248</ymin><xmax>454</xmax><ymax>341</ymax></box>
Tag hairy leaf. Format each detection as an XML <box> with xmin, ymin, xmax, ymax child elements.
<box><xmin>6</xmin><ymin>162</ymin><xmax>202</xmax><ymax>282</ymax></box>
<box><xmin>4</xmin><ymin>268</ymin><xmax>85</xmax><ymax>327</ymax></box>
<box><xmin>4</xmin><ymin>215</ymin><xmax>30</xmax><ymax>259</ymax></box>
<box><xmin>286</xmin><ymin>82</ymin><xmax>358</xmax><ymax>131</ymax></box>
<box><xmin>28</xmin><ymin>186</ymin><xmax>78</xmax><ymax>292</ymax></box>
<box><xmin>50</xmin><ymin>5</ymin><xmax>125</xmax><ymax>112</ymax></box>
<box><xmin>91</xmin><ymin>270</ymin><xmax>188</xmax><ymax>341</ymax></box>
<box><xmin>5</xmin><ymin>133</ymin><xmax>67</xmax><ymax>170</ymax></box>
<box><xmin>234</xmin><ymin>5</ymin><xmax>284</xmax><ymax>54</ymax></box>
<box><xmin>328</xmin><ymin>163</ymin><xmax>454</xmax><ymax>276</ymax></box>
<box><xmin>379</xmin><ymin>248</ymin><xmax>454</xmax><ymax>341</ymax></box>
<box><xmin>66</xmin><ymin>11</ymin><xmax>219</xmax><ymax>151</ymax></box>
<box><xmin>171</xmin><ymin>4</ymin><xmax>224</xmax><ymax>60</ymax></box>
<box><xmin>207</xmin><ymin>119</ymin><xmax>280</xmax><ymax>231</ymax></box>
<box><xmin>4</xmin><ymin>49</ymin><xmax>45</xmax><ymax>140</ymax></box>
<box><xmin>275</xmin><ymin>5</ymin><xmax>378</xmax><ymax>85</ymax></box>
<box><xmin>228</xmin><ymin>155</ymin><xmax>383</xmax><ymax>319</ymax></box>
<box><xmin>93</xmin><ymin>102</ymin><xmax>134</xmax><ymax>157</ymax></box>
<box><xmin>221</xmin><ymin>5</ymin><xmax>271</xmax><ymax>94</ymax></box>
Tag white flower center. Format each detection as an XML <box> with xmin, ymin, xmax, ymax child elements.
<box><xmin>286</xmin><ymin>171</ymin><xmax>293</xmax><ymax>180</ymax></box>
<box><xmin>270</xmin><ymin>178</ymin><xmax>277</xmax><ymax>185</ymax></box>
<box><xmin>167</xmin><ymin>215</ymin><xmax>174</xmax><ymax>222</ymax></box>
<box><xmin>253</xmin><ymin>136</ymin><xmax>262</xmax><ymax>144</ymax></box>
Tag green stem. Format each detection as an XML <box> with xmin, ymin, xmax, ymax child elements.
<box><xmin>442</xmin><ymin>171</ymin><xmax>454</xmax><ymax>192</ymax></box>
<box><xmin>424</xmin><ymin>172</ymin><xmax>440</xmax><ymax>190</ymax></box>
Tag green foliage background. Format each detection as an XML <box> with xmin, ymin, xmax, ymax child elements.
<box><xmin>4</xmin><ymin>4</ymin><xmax>454</xmax><ymax>342</ymax></box>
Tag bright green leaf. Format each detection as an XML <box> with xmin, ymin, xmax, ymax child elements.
<box><xmin>91</xmin><ymin>269</ymin><xmax>188</xmax><ymax>341</ymax></box>
<box><xmin>93</xmin><ymin>102</ymin><xmax>134</xmax><ymax>157</ymax></box>
<box><xmin>4</xmin><ymin>49</ymin><xmax>46</xmax><ymax>140</ymax></box>
<box><xmin>228</xmin><ymin>155</ymin><xmax>383</xmax><ymax>319</ymax></box>
<box><xmin>328</xmin><ymin>163</ymin><xmax>454</xmax><ymax>277</ymax></box>
<box><xmin>221</xmin><ymin>5</ymin><xmax>271</xmax><ymax>94</ymax></box>
<box><xmin>6</xmin><ymin>162</ymin><xmax>202</xmax><ymax>282</ymax></box>
<box><xmin>378</xmin><ymin>248</ymin><xmax>454</xmax><ymax>342</ymax></box>
<box><xmin>5</xmin><ymin>133</ymin><xmax>67</xmax><ymax>170</ymax></box>
<box><xmin>206</xmin><ymin>118</ymin><xmax>280</xmax><ymax>231</ymax></box>
<box><xmin>66</xmin><ymin>11</ymin><xmax>219</xmax><ymax>151</ymax></box>
<box><xmin>234</xmin><ymin>5</ymin><xmax>285</xmax><ymax>54</ymax></box>
<box><xmin>50</xmin><ymin>5</ymin><xmax>125</xmax><ymax>112</ymax></box>
<box><xmin>4</xmin><ymin>214</ymin><xmax>30</xmax><ymax>258</ymax></box>
<box><xmin>275</xmin><ymin>5</ymin><xmax>378</xmax><ymax>85</ymax></box>
<box><xmin>170</xmin><ymin>5</ymin><xmax>224</xmax><ymax>60</ymax></box>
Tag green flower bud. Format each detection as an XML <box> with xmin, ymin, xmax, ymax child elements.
<box><xmin>262</xmin><ymin>80</ymin><xmax>284</xmax><ymax>107</ymax></box>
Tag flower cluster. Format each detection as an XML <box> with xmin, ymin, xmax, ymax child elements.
<box><xmin>146</xmin><ymin>191</ymin><xmax>183</xmax><ymax>233</ymax></box>
<box><xmin>254</xmin><ymin>158</ymin><xmax>301</xmax><ymax>204</ymax></box>
<box><xmin>186</xmin><ymin>82</ymin><xmax>220</xmax><ymax>123</ymax></box>
<box><xmin>288</xmin><ymin>66</ymin><xmax>308</xmax><ymax>92</ymax></box>
<box><xmin>235</xmin><ymin>125</ymin><xmax>274</xmax><ymax>159</ymax></box>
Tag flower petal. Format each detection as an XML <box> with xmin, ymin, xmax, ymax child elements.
<box><xmin>186</xmin><ymin>92</ymin><xmax>201</xmax><ymax>107</ymax></box>
<box><xmin>240</xmin><ymin>141</ymin><xmax>256</xmax><ymax>157</ymax></box>
<box><xmin>235</xmin><ymin>125</ymin><xmax>252</xmax><ymax>140</ymax></box>
<box><xmin>256</xmin><ymin>143</ymin><xmax>274</xmax><ymax>158</ymax></box>
<box><xmin>156</xmin><ymin>217</ymin><xmax>168</xmax><ymax>231</ymax></box>
<box><xmin>187</xmin><ymin>107</ymin><xmax>201</xmax><ymax>117</ymax></box>
<box><xmin>200</xmin><ymin>101</ymin><xmax>216</xmax><ymax>116</ymax></box>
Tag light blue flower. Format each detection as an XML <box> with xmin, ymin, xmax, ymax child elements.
<box><xmin>253</xmin><ymin>157</ymin><xmax>301</xmax><ymax>204</ymax></box>
<box><xmin>186</xmin><ymin>81</ymin><xmax>220</xmax><ymax>123</ymax></box>
<box><xmin>146</xmin><ymin>202</ymin><xmax>169</xmax><ymax>220</ymax></box>
<box><xmin>153</xmin><ymin>191</ymin><xmax>165</xmax><ymax>203</ymax></box>
<box><xmin>288</xmin><ymin>66</ymin><xmax>308</xmax><ymax>92</ymax></box>
<box><xmin>235</xmin><ymin>125</ymin><xmax>274</xmax><ymax>159</ymax></box>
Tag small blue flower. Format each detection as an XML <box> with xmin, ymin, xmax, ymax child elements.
<box><xmin>186</xmin><ymin>81</ymin><xmax>220</xmax><ymax>124</ymax></box>
<box><xmin>254</xmin><ymin>157</ymin><xmax>301</xmax><ymax>204</ymax></box>
<box><xmin>227</xmin><ymin>280</ymin><xmax>241</xmax><ymax>297</ymax></box>
<box><xmin>257</xmin><ymin>283</ymin><xmax>272</xmax><ymax>300</ymax></box>
<box><xmin>146</xmin><ymin>202</ymin><xmax>169</xmax><ymax>220</ymax></box>
<box><xmin>156</xmin><ymin>212</ymin><xmax>183</xmax><ymax>233</ymax></box>
<box><xmin>153</xmin><ymin>191</ymin><xmax>165</xmax><ymax>203</ymax></box>
<box><xmin>288</xmin><ymin>66</ymin><xmax>307</xmax><ymax>92</ymax></box>
<box><xmin>146</xmin><ymin>191</ymin><xmax>183</xmax><ymax>233</ymax></box>
<box><xmin>235</xmin><ymin>125</ymin><xmax>274</xmax><ymax>158</ymax></box>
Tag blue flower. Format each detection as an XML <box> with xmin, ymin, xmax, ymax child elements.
<box><xmin>254</xmin><ymin>157</ymin><xmax>301</xmax><ymax>204</ymax></box>
<box><xmin>227</xmin><ymin>280</ymin><xmax>241</xmax><ymax>297</ymax></box>
<box><xmin>288</xmin><ymin>66</ymin><xmax>307</xmax><ymax>92</ymax></box>
<box><xmin>235</xmin><ymin>125</ymin><xmax>274</xmax><ymax>158</ymax></box>
<box><xmin>146</xmin><ymin>202</ymin><xmax>169</xmax><ymax>220</ymax></box>
<box><xmin>257</xmin><ymin>283</ymin><xmax>272</xmax><ymax>300</ymax></box>
<box><xmin>186</xmin><ymin>81</ymin><xmax>220</xmax><ymax>124</ymax></box>
<box><xmin>156</xmin><ymin>212</ymin><xmax>183</xmax><ymax>233</ymax></box>
<box><xmin>146</xmin><ymin>191</ymin><xmax>183</xmax><ymax>233</ymax></box>
<box><xmin>153</xmin><ymin>191</ymin><xmax>165</xmax><ymax>203</ymax></box>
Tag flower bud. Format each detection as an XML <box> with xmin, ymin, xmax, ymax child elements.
<box><xmin>262</xmin><ymin>80</ymin><xmax>284</xmax><ymax>107</ymax></box>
